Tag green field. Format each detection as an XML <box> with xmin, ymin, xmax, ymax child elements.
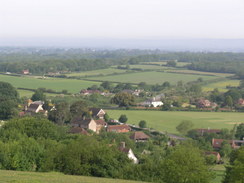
<box><xmin>203</xmin><ymin>80</ymin><xmax>240</xmax><ymax>92</ymax></box>
<box><xmin>90</xmin><ymin>71</ymin><xmax>220</xmax><ymax>85</ymax></box>
<box><xmin>0</xmin><ymin>74</ymin><xmax>100</xmax><ymax>94</ymax></box>
<box><xmin>124</xmin><ymin>64</ymin><xmax>168</xmax><ymax>70</ymax></box>
<box><xmin>107</xmin><ymin>110</ymin><xmax>243</xmax><ymax>134</ymax></box>
<box><xmin>168</xmin><ymin>70</ymin><xmax>233</xmax><ymax>77</ymax></box>
<box><xmin>0</xmin><ymin>170</ymin><xmax>145</xmax><ymax>183</ymax></box>
<box><xmin>65</xmin><ymin>68</ymin><xmax>128</xmax><ymax>77</ymax></box>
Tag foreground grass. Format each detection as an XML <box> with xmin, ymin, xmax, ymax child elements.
<box><xmin>108</xmin><ymin>110</ymin><xmax>242</xmax><ymax>134</ymax></box>
<box><xmin>0</xmin><ymin>170</ymin><xmax>146</xmax><ymax>183</ymax></box>
<box><xmin>0</xmin><ymin>74</ymin><xmax>100</xmax><ymax>94</ymax></box>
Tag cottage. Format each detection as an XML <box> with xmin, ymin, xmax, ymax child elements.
<box><xmin>197</xmin><ymin>99</ymin><xmax>211</xmax><ymax>108</ymax></box>
<box><xmin>90</xmin><ymin>108</ymin><xmax>106</xmax><ymax>119</ymax></box>
<box><xmin>237</xmin><ymin>98</ymin><xmax>244</xmax><ymax>106</ymax></box>
<box><xmin>212</xmin><ymin>138</ymin><xmax>244</xmax><ymax>149</ymax></box>
<box><xmin>80</xmin><ymin>89</ymin><xmax>101</xmax><ymax>96</ymax></box>
<box><xmin>22</xmin><ymin>69</ymin><xmax>29</xmax><ymax>75</ymax></box>
<box><xmin>118</xmin><ymin>142</ymin><xmax>138</xmax><ymax>164</ymax></box>
<box><xmin>26</xmin><ymin>101</ymin><xmax>45</xmax><ymax>113</ymax></box>
<box><xmin>95</xmin><ymin>119</ymin><xmax>107</xmax><ymax>133</ymax></box>
<box><xmin>70</xmin><ymin>117</ymin><xmax>97</xmax><ymax>132</ymax></box>
<box><xmin>141</xmin><ymin>97</ymin><xmax>163</xmax><ymax>107</ymax></box>
<box><xmin>130</xmin><ymin>131</ymin><xmax>150</xmax><ymax>142</ymax></box>
<box><xmin>107</xmin><ymin>125</ymin><xmax>131</xmax><ymax>133</ymax></box>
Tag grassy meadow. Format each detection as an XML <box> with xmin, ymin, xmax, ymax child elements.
<box><xmin>0</xmin><ymin>74</ymin><xmax>100</xmax><ymax>94</ymax></box>
<box><xmin>90</xmin><ymin>71</ymin><xmax>220</xmax><ymax>85</ymax></box>
<box><xmin>0</xmin><ymin>170</ymin><xmax>146</xmax><ymax>183</ymax></box>
<box><xmin>65</xmin><ymin>68</ymin><xmax>128</xmax><ymax>77</ymax></box>
<box><xmin>107</xmin><ymin>110</ymin><xmax>243</xmax><ymax>134</ymax></box>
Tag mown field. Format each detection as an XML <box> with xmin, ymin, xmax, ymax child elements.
<box><xmin>65</xmin><ymin>68</ymin><xmax>128</xmax><ymax>77</ymax></box>
<box><xmin>0</xmin><ymin>74</ymin><xmax>100</xmax><ymax>94</ymax></box>
<box><xmin>0</xmin><ymin>170</ymin><xmax>146</xmax><ymax>183</ymax></box>
<box><xmin>168</xmin><ymin>69</ymin><xmax>233</xmax><ymax>77</ymax></box>
<box><xmin>90</xmin><ymin>71</ymin><xmax>220</xmax><ymax>85</ymax></box>
<box><xmin>107</xmin><ymin>110</ymin><xmax>243</xmax><ymax>134</ymax></box>
<box><xmin>202</xmin><ymin>79</ymin><xmax>240</xmax><ymax>92</ymax></box>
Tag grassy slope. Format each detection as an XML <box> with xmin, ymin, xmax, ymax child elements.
<box><xmin>107</xmin><ymin>110</ymin><xmax>243</xmax><ymax>134</ymax></box>
<box><xmin>0</xmin><ymin>170</ymin><xmax>146</xmax><ymax>183</ymax></box>
<box><xmin>0</xmin><ymin>74</ymin><xmax>100</xmax><ymax>93</ymax></box>
<box><xmin>90</xmin><ymin>71</ymin><xmax>219</xmax><ymax>85</ymax></box>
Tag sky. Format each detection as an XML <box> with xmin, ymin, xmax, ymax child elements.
<box><xmin>0</xmin><ymin>0</ymin><xmax>244</xmax><ymax>40</ymax></box>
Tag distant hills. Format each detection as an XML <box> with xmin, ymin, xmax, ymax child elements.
<box><xmin>0</xmin><ymin>38</ymin><xmax>244</xmax><ymax>52</ymax></box>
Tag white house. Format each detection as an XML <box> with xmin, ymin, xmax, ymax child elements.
<box><xmin>119</xmin><ymin>142</ymin><xmax>138</xmax><ymax>164</ymax></box>
<box><xmin>141</xmin><ymin>97</ymin><xmax>163</xmax><ymax>107</ymax></box>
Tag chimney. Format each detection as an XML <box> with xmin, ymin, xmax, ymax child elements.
<box><xmin>120</xmin><ymin>142</ymin><xmax>125</xmax><ymax>148</ymax></box>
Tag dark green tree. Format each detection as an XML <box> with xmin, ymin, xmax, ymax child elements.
<box><xmin>119</xmin><ymin>114</ymin><xmax>128</xmax><ymax>123</ymax></box>
<box><xmin>139</xmin><ymin>120</ymin><xmax>147</xmax><ymax>128</ymax></box>
<box><xmin>176</xmin><ymin>120</ymin><xmax>194</xmax><ymax>135</ymax></box>
<box><xmin>31</xmin><ymin>89</ymin><xmax>46</xmax><ymax>101</ymax></box>
<box><xmin>111</xmin><ymin>92</ymin><xmax>135</xmax><ymax>107</ymax></box>
<box><xmin>0</xmin><ymin>82</ymin><xmax>19</xmax><ymax>119</ymax></box>
<box><xmin>235</xmin><ymin>123</ymin><xmax>244</xmax><ymax>140</ymax></box>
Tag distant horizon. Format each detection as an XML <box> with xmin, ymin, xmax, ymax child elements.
<box><xmin>1</xmin><ymin>38</ymin><xmax>244</xmax><ymax>52</ymax></box>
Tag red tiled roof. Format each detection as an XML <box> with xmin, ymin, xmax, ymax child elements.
<box><xmin>130</xmin><ymin>131</ymin><xmax>150</xmax><ymax>140</ymax></box>
<box><xmin>196</xmin><ymin>129</ymin><xmax>221</xmax><ymax>134</ymax></box>
<box><xmin>95</xmin><ymin>119</ymin><xmax>107</xmax><ymax>126</ymax></box>
<box><xmin>107</xmin><ymin>125</ymin><xmax>131</xmax><ymax>132</ymax></box>
<box><xmin>69</xmin><ymin>127</ymin><xmax>88</xmax><ymax>135</ymax></box>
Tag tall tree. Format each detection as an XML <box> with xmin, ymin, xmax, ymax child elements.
<box><xmin>0</xmin><ymin>82</ymin><xmax>19</xmax><ymax>119</ymax></box>
<box><xmin>176</xmin><ymin>120</ymin><xmax>194</xmax><ymax>135</ymax></box>
<box><xmin>31</xmin><ymin>89</ymin><xmax>46</xmax><ymax>101</ymax></box>
<box><xmin>111</xmin><ymin>92</ymin><xmax>135</xmax><ymax>107</ymax></box>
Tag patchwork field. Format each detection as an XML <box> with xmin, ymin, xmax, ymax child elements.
<box><xmin>202</xmin><ymin>80</ymin><xmax>240</xmax><ymax>92</ymax></box>
<box><xmin>168</xmin><ymin>69</ymin><xmax>233</xmax><ymax>77</ymax></box>
<box><xmin>65</xmin><ymin>68</ymin><xmax>128</xmax><ymax>77</ymax></box>
<box><xmin>0</xmin><ymin>170</ymin><xmax>145</xmax><ymax>183</ymax></box>
<box><xmin>107</xmin><ymin>110</ymin><xmax>243</xmax><ymax>134</ymax></box>
<box><xmin>90</xmin><ymin>71</ymin><xmax>220</xmax><ymax>84</ymax></box>
<box><xmin>0</xmin><ymin>74</ymin><xmax>100</xmax><ymax>94</ymax></box>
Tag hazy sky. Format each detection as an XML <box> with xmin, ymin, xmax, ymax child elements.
<box><xmin>1</xmin><ymin>0</ymin><xmax>244</xmax><ymax>39</ymax></box>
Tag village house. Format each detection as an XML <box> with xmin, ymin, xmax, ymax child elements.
<box><xmin>237</xmin><ymin>98</ymin><xmax>244</xmax><ymax>106</ymax></box>
<box><xmin>141</xmin><ymin>97</ymin><xmax>163</xmax><ymax>107</ymax></box>
<box><xmin>212</xmin><ymin>138</ymin><xmax>244</xmax><ymax>149</ymax></box>
<box><xmin>25</xmin><ymin>100</ymin><xmax>47</xmax><ymax>115</ymax></box>
<box><xmin>80</xmin><ymin>89</ymin><xmax>101</xmax><ymax>96</ymax></box>
<box><xmin>89</xmin><ymin>108</ymin><xmax>106</xmax><ymax>119</ymax></box>
<box><xmin>94</xmin><ymin>119</ymin><xmax>107</xmax><ymax>133</ymax></box>
<box><xmin>22</xmin><ymin>69</ymin><xmax>30</xmax><ymax>75</ymax></box>
<box><xmin>130</xmin><ymin>131</ymin><xmax>150</xmax><ymax>142</ymax></box>
<box><xmin>195</xmin><ymin>128</ymin><xmax>221</xmax><ymax>136</ymax></box>
<box><xmin>197</xmin><ymin>99</ymin><xmax>211</xmax><ymax>108</ymax></box>
<box><xmin>118</xmin><ymin>142</ymin><xmax>138</xmax><ymax>164</ymax></box>
<box><xmin>70</xmin><ymin>117</ymin><xmax>97</xmax><ymax>132</ymax></box>
<box><xmin>107</xmin><ymin>125</ymin><xmax>131</xmax><ymax>133</ymax></box>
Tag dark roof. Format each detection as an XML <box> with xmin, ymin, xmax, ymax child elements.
<box><xmin>95</xmin><ymin>119</ymin><xmax>107</xmax><ymax>126</ymax></box>
<box><xmin>107</xmin><ymin>125</ymin><xmax>131</xmax><ymax>132</ymax></box>
<box><xmin>89</xmin><ymin>108</ymin><xmax>103</xmax><ymax>116</ymax></box>
<box><xmin>71</xmin><ymin>117</ymin><xmax>93</xmax><ymax>126</ymax></box>
<box><xmin>27</xmin><ymin>104</ymin><xmax>40</xmax><ymax>112</ymax></box>
<box><xmin>69</xmin><ymin>127</ymin><xmax>88</xmax><ymax>135</ymax></box>
<box><xmin>130</xmin><ymin>131</ymin><xmax>150</xmax><ymax>140</ymax></box>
